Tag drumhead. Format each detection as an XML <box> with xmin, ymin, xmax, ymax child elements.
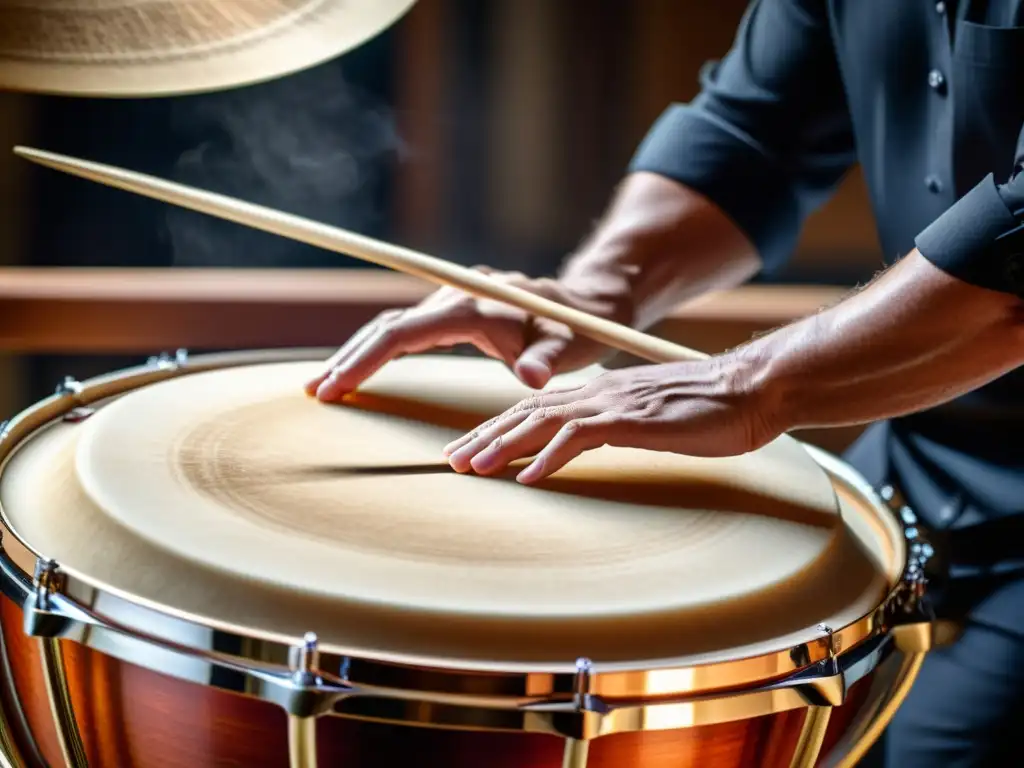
<box><xmin>0</xmin><ymin>352</ymin><xmax>893</xmax><ymax>670</ymax></box>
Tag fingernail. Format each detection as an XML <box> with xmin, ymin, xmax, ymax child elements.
<box><xmin>315</xmin><ymin>378</ymin><xmax>340</xmax><ymax>401</ymax></box>
<box><xmin>448</xmin><ymin>447</ymin><xmax>475</xmax><ymax>472</ymax></box>
<box><xmin>517</xmin><ymin>461</ymin><xmax>541</xmax><ymax>484</ymax></box>
<box><xmin>469</xmin><ymin>449</ymin><xmax>496</xmax><ymax>473</ymax></box>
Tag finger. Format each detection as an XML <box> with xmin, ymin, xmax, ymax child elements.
<box><xmin>315</xmin><ymin>319</ymin><xmax>434</xmax><ymax>401</ymax></box>
<box><xmin>304</xmin><ymin>312</ymin><xmax>398</xmax><ymax>395</ymax></box>
<box><xmin>445</xmin><ymin>410</ymin><xmax>532</xmax><ymax>472</ymax></box>
<box><xmin>316</xmin><ymin>307</ymin><xmax>522</xmax><ymax>401</ymax></box>
<box><xmin>441</xmin><ymin>385</ymin><xmax>588</xmax><ymax>459</ymax></box>
<box><xmin>454</xmin><ymin>399</ymin><xmax>598</xmax><ymax>473</ymax></box>
<box><xmin>514</xmin><ymin>324</ymin><xmax>570</xmax><ymax>389</ymax></box>
<box><xmin>465</xmin><ymin>401</ymin><xmax>599</xmax><ymax>475</ymax></box>
<box><xmin>516</xmin><ymin>412</ymin><xmax>621</xmax><ymax>484</ymax></box>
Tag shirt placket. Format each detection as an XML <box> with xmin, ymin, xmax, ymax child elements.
<box><xmin>924</xmin><ymin>1</ymin><xmax>956</xmax><ymax>208</ymax></box>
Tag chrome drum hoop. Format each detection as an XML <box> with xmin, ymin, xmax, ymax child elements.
<box><xmin>0</xmin><ymin>349</ymin><xmax>932</xmax><ymax>736</ymax></box>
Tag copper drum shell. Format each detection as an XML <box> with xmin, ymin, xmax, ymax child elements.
<box><xmin>0</xmin><ymin>349</ymin><xmax>927</xmax><ymax>768</ymax></box>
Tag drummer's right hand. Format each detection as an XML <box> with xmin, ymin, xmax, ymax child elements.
<box><xmin>305</xmin><ymin>268</ymin><xmax>633</xmax><ymax>401</ymax></box>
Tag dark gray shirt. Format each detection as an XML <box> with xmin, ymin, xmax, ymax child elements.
<box><xmin>629</xmin><ymin>1</ymin><xmax>1024</xmax><ymax>546</ymax></box>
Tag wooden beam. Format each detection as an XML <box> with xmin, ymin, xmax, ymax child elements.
<box><xmin>0</xmin><ymin>267</ymin><xmax>846</xmax><ymax>354</ymax></box>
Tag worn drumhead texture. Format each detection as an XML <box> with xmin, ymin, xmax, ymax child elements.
<box><xmin>0</xmin><ymin>356</ymin><xmax>889</xmax><ymax>666</ymax></box>
<box><xmin>0</xmin><ymin>0</ymin><xmax>416</xmax><ymax>96</ymax></box>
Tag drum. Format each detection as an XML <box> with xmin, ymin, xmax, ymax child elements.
<box><xmin>0</xmin><ymin>349</ymin><xmax>936</xmax><ymax>768</ymax></box>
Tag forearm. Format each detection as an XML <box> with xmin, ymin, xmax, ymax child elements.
<box><xmin>741</xmin><ymin>250</ymin><xmax>1024</xmax><ymax>433</ymax></box>
<box><xmin>558</xmin><ymin>172</ymin><xmax>762</xmax><ymax>330</ymax></box>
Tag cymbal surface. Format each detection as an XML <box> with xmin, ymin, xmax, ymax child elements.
<box><xmin>0</xmin><ymin>0</ymin><xmax>417</xmax><ymax>96</ymax></box>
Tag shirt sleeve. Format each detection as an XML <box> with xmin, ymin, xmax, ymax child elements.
<box><xmin>627</xmin><ymin>0</ymin><xmax>857</xmax><ymax>276</ymax></box>
<box><xmin>915</xmin><ymin>125</ymin><xmax>1024</xmax><ymax>296</ymax></box>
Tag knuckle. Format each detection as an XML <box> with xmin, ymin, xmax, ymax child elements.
<box><xmin>532</xmin><ymin>406</ymin><xmax>564</xmax><ymax>424</ymax></box>
<box><xmin>513</xmin><ymin>397</ymin><xmax>542</xmax><ymax>414</ymax></box>
<box><xmin>375</xmin><ymin>323</ymin><xmax>407</xmax><ymax>345</ymax></box>
<box><xmin>561</xmin><ymin>419</ymin><xmax>582</xmax><ymax>436</ymax></box>
<box><xmin>502</xmin><ymin>271</ymin><xmax>530</xmax><ymax>286</ymax></box>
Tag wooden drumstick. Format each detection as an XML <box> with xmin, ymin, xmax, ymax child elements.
<box><xmin>13</xmin><ymin>146</ymin><xmax>708</xmax><ymax>365</ymax></box>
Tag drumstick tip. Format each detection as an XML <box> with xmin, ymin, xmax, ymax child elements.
<box><xmin>12</xmin><ymin>145</ymin><xmax>55</xmax><ymax>165</ymax></box>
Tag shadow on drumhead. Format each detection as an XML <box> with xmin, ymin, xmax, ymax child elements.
<box><xmin>277</xmin><ymin>462</ymin><xmax>838</xmax><ymax>531</ymax></box>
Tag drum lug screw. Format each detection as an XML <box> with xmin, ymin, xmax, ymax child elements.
<box><xmin>816</xmin><ymin>624</ymin><xmax>838</xmax><ymax>671</ymax></box>
<box><xmin>53</xmin><ymin>377</ymin><xmax>92</xmax><ymax>421</ymax></box>
<box><xmin>33</xmin><ymin>559</ymin><xmax>60</xmax><ymax>607</ymax></box>
<box><xmin>573</xmin><ymin>657</ymin><xmax>592</xmax><ymax>709</ymax></box>
<box><xmin>147</xmin><ymin>349</ymin><xmax>189</xmax><ymax>370</ymax></box>
<box><xmin>290</xmin><ymin>631</ymin><xmax>321</xmax><ymax>687</ymax></box>
<box><xmin>24</xmin><ymin>559</ymin><xmax>72</xmax><ymax>638</ymax></box>
<box><xmin>272</xmin><ymin>631</ymin><xmax>351</xmax><ymax>719</ymax></box>
<box><xmin>54</xmin><ymin>376</ymin><xmax>82</xmax><ymax>399</ymax></box>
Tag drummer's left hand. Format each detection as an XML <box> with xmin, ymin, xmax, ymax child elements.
<box><xmin>442</xmin><ymin>356</ymin><xmax>779</xmax><ymax>484</ymax></box>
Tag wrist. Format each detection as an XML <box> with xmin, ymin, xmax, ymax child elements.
<box><xmin>723</xmin><ymin>336</ymin><xmax>796</xmax><ymax>443</ymax></box>
<box><xmin>557</xmin><ymin>251</ymin><xmax>639</xmax><ymax>325</ymax></box>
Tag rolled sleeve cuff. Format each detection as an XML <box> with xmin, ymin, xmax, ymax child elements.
<box><xmin>915</xmin><ymin>173</ymin><xmax>1023</xmax><ymax>295</ymax></box>
<box><xmin>628</xmin><ymin>104</ymin><xmax>801</xmax><ymax>276</ymax></box>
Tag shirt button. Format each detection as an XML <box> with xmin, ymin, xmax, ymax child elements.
<box><xmin>925</xmin><ymin>175</ymin><xmax>943</xmax><ymax>193</ymax></box>
<box><xmin>935</xmin><ymin>1</ymin><xmax>946</xmax><ymax>14</ymax></box>
<box><xmin>928</xmin><ymin>69</ymin><xmax>947</xmax><ymax>93</ymax></box>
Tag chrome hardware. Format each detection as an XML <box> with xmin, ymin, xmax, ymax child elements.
<box><xmin>817</xmin><ymin>624</ymin><xmax>836</xmax><ymax>663</ymax></box>
<box><xmin>24</xmin><ymin>559</ymin><xmax>73</xmax><ymax>639</ymax></box>
<box><xmin>62</xmin><ymin>407</ymin><xmax>94</xmax><ymax>424</ymax></box>
<box><xmin>290</xmin><ymin>632</ymin><xmax>320</xmax><ymax>686</ymax></box>
<box><xmin>54</xmin><ymin>379</ymin><xmax>94</xmax><ymax>423</ymax></box>
<box><xmin>561</xmin><ymin>658</ymin><xmax>597</xmax><ymax>768</ymax></box>
<box><xmin>147</xmin><ymin>349</ymin><xmax>189</xmax><ymax>370</ymax></box>
<box><xmin>54</xmin><ymin>377</ymin><xmax>82</xmax><ymax>398</ymax></box>
<box><xmin>0</xmin><ymin>421</ymin><xmax>8</xmax><ymax>442</ymax></box>
<box><xmin>32</xmin><ymin>559</ymin><xmax>59</xmax><ymax>607</ymax></box>
<box><xmin>259</xmin><ymin>633</ymin><xmax>351</xmax><ymax>719</ymax></box>
<box><xmin>572</xmin><ymin>657</ymin><xmax>592</xmax><ymax>708</ymax></box>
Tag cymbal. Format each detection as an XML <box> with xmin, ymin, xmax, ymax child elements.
<box><xmin>0</xmin><ymin>0</ymin><xmax>417</xmax><ymax>98</ymax></box>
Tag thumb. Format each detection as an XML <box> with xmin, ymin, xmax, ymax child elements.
<box><xmin>514</xmin><ymin>332</ymin><xmax>570</xmax><ymax>388</ymax></box>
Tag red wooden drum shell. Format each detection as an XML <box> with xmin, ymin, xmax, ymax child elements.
<box><xmin>0</xmin><ymin>597</ymin><xmax>874</xmax><ymax>767</ymax></box>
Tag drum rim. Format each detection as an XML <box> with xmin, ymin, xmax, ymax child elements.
<box><xmin>0</xmin><ymin>348</ymin><xmax>916</xmax><ymax>704</ymax></box>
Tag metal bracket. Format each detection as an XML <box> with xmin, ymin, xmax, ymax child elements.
<box><xmin>263</xmin><ymin>632</ymin><xmax>352</xmax><ymax>718</ymax></box>
<box><xmin>877</xmin><ymin>485</ymin><xmax>943</xmax><ymax>653</ymax></box>
<box><xmin>52</xmin><ymin>377</ymin><xmax>95</xmax><ymax>422</ymax></box>
<box><xmin>147</xmin><ymin>349</ymin><xmax>189</xmax><ymax>370</ymax></box>
<box><xmin>53</xmin><ymin>377</ymin><xmax>82</xmax><ymax>399</ymax></box>
<box><xmin>23</xmin><ymin>560</ymin><xmax>74</xmax><ymax>639</ymax></box>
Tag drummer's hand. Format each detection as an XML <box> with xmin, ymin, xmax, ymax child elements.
<box><xmin>442</xmin><ymin>355</ymin><xmax>778</xmax><ymax>484</ymax></box>
<box><xmin>305</xmin><ymin>269</ymin><xmax>633</xmax><ymax>400</ymax></box>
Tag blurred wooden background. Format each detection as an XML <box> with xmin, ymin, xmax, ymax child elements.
<box><xmin>0</xmin><ymin>0</ymin><xmax>881</xmax><ymax>450</ymax></box>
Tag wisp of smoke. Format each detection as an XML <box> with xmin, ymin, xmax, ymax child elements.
<box><xmin>165</xmin><ymin>62</ymin><xmax>406</xmax><ymax>267</ymax></box>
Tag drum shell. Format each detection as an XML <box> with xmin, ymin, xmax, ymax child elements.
<box><xmin>0</xmin><ymin>599</ymin><xmax>875</xmax><ymax>768</ymax></box>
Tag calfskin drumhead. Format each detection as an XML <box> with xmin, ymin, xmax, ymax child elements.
<box><xmin>0</xmin><ymin>355</ymin><xmax>889</xmax><ymax>668</ymax></box>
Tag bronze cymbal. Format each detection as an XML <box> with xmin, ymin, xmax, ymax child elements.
<box><xmin>0</xmin><ymin>0</ymin><xmax>417</xmax><ymax>98</ymax></box>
